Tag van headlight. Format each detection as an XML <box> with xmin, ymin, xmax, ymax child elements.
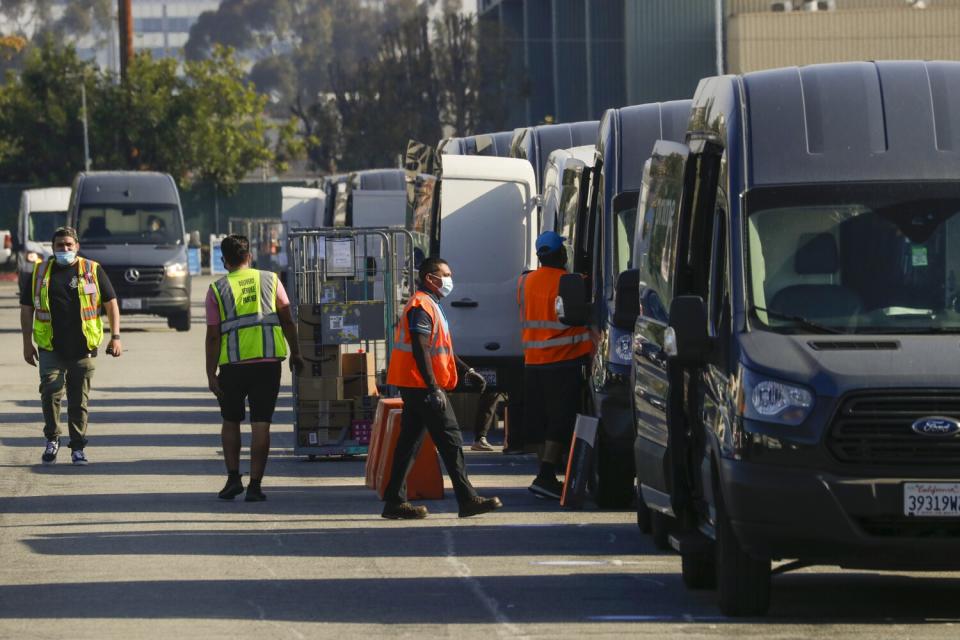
<box><xmin>26</xmin><ymin>251</ymin><xmax>41</xmax><ymax>263</ymax></box>
<box><xmin>739</xmin><ymin>367</ymin><xmax>814</xmax><ymax>426</ymax></box>
<box><xmin>164</xmin><ymin>262</ymin><xmax>187</xmax><ymax>277</ymax></box>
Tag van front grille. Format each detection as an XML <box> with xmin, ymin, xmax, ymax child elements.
<box><xmin>103</xmin><ymin>266</ymin><xmax>165</xmax><ymax>292</ymax></box>
<box><xmin>827</xmin><ymin>391</ymin><xmax>960</xmax><ymax>465</ymax></box>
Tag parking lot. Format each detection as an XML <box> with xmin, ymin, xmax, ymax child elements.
<box><xmin>0</xmin><ymin>276</ymin><xmax>958</xmax><ymax>639</ymax></box>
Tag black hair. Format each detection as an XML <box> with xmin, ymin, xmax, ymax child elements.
<box><xmin>52</xmin><ymin>226</ymin><xmax>79</xmax><ymax>244</ymax></box>
<box><xmin>418</xmin><ymin>256</ymin><xmax>449</xmax><ymax>283</ymax></box>
<box><xmin>538</xmin><ymin>246</ymin><xmax>567</xmax><ymax>269</ymax></box>
<box><xmin>222</xmin><ymin>234</ymin><xmax>251</xmax><ymax>266</ymax></box>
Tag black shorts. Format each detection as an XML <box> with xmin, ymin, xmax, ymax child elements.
<box><xmin>523</xmin><ymin>363</ymin><xmax>585</xmax><ymax>445</ymax></box>
<box><xmin>217</xmin><ymin>361</ymin><xmax>282</xmax><ymax>423</ymax></box>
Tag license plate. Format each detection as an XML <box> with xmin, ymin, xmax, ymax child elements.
<box><xmin>121</xmin><ymin>298</ymin><xmax>142</xmax><ymax>311</ymax></box>
<box><xmin>475</xmin><ymin>368</ymin><xmax>497</xmax><ymax>387</ymax></box>
<box><xmin>903</xmin><ymin>482</ymin><xmax>960</xmax><ymax>517</ymax></box>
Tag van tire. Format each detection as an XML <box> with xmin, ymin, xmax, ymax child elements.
<box><xmin>595</xmin><ymin>445</ymin><xmax>635</xmax><ymax>508</ymax></box>
<box><xmin>167</xmin><ymin>311</ymin><xmax>191</xmax><ymax>332</ymax></box>
<box><xmin>715</xmin><ymin>483</ymin><xmax>771</xmax><ymax>616</ymax></box>
<box><xmin>650</xmin><ymin>511</ymin><xmax>673</xmax><ymax>551</ymax></box>
<box><xmin>682</xmin><ymin>549</ymin><xmax>716</xmax><ymax>590</ymax></box>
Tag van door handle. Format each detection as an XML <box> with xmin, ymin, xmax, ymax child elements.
<box><xmin>451</xmin><ymin>299</ymin><xmax>478</xmax><ymax>308</ymax></box>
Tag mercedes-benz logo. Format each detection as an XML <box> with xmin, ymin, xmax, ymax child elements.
<box><xmin>124</xmin><ymin>268</ymin><xmax>141</xmax><ymax>283</ymax></box>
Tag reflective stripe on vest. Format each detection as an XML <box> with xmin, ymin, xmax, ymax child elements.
<box><xmin>32</xmin><ymin>257</ymin><xmax>104</xmax><ymax>352</ymax></box>
<box><xmin>517</xmin><ymin>266</ymin><xmax>592</xmax><ymax>366</ymax></box>
<box><xmin>212</xmin><ymin>269</ymin><xmax>288</xmax><ymax>364</ymax></box>
<box><xmin>386</xmin><ymin>290</ymin><xmax>459</xmax><ymax>390</ymax></box>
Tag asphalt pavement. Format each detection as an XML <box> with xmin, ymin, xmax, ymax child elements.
<box><xmin>1</xmin><ymin>275</ymin><xmax>959</xmax><ymax>639</ymax></box>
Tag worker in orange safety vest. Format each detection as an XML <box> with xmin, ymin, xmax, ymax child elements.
<box><xmin>517</xmin><ymin>231</ymin><xmax>592</xmax><ymax>500</ymax></box>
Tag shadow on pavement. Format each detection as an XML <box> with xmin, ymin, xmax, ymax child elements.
<box><xmin>22</xmin><ymin>521</ymin><xmax>651</xmax><ymax>559</ymax></box>
<box><xmin>0</xmin><ymin>572</ymin><xmax>958</xmax><ymax>623</ymax></box>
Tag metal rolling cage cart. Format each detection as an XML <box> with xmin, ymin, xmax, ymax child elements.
<box><xmin>288</xmin><ymin>227</ymin><xmax>416</xmax><ymax>459</ymax></box>
<box><xmin>228</xmin><ymin>217</ymin><xmax>288</xmax><ymax>274</ymax></box>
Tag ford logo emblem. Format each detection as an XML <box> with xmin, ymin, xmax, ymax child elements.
<box><xmin>911</xmin><ymin>416</ymin><xmax>960</xmax><ymax>437</ymax></box>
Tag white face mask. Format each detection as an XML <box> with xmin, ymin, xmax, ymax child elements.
<box><xmin>437</xmin><ymin>275</ymin><xmax>454</xmax><ymax>298</ymax></box>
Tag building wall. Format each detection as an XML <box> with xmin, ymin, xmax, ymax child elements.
<box><xmin>625</xmin><ymin>0</ymin><xmax>718</xmax><ymax>106</ymax></box>
<box><xmin>728</xmin><ymin>6</ymin><xmax>960</xmax><ymax>73</ymax></box>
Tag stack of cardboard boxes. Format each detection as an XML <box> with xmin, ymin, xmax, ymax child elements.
<box><xmin>296</xmin><ymin>303</ymin><xmax>381</xmax><ymax>449</ymax></box>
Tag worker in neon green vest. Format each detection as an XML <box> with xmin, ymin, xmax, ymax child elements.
<box><xmin>205</xmin><ymin>235</ymin><xmax>304</xmax><ymax>502</ymax></box>
<box><xmin>19</xmin><ymin>226</ymin><xmax>121</xmax><ymax>466</ymax></box>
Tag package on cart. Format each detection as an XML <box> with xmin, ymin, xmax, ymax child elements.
<box><xmin>350</xmin><ymin>419</ymin><xmax>373</xmax><ymax>445</ymax></box>
<box><xmin>353</xmin><ymin>395</ymin><xmax>379</xmax><ymax>422</ymax></box>
<box><xmin>320</xmin><ymin>301</ymin><xmax>386</xmax><ymax>344</ymax></box>
<box><xmin>300</xmin><ymin>346</ymin><xmax>344</xmax><ymax>378</ymax></box>
<box><xmin>342</xmin><ymin>352</ymin><xmax>378</xmax><ymax>399</ymax></box>
<box><xmin>297</xmin><ymin>376</ymin><xmax>343</xmax><ymax>402</ymax></box>
<box><xmin>298</xmin><ymin>399</ymin><xmax>354</xmax><ymax>429</ymax></box>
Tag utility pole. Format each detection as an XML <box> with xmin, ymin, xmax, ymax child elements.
<box><xmin>118</xmin><ymin>0</ymin><xmax>133</xmax><ymax>80</ymax></box>
<box><xmin>715</xmin><ymin>0</ymin><xmax>725</xmax><ymax>76</ymax></box>
<box><xmin>81</xmin><ymin>82</ymin><xmax>92</xmax><ymax>171</ymax></box>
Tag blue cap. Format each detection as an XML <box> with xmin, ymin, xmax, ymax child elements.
<box><xmin>536</xmin><ymin>230</ymin><xmax>565</xmax><ymax>254</ymax></box>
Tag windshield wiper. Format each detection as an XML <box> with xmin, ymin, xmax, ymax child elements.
<box><xmin>750</xmin><ymin>305</ymin><xmax>846</xmax><ymax>335</ymax></box>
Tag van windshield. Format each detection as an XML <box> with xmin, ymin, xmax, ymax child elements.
<box><xmin>613</xmin><ymin>191</ymin><xmax>641</xmax><ymax>277</ymax></box>
<box><xmin>746</xmin><ymin>182</ymin><xmax>960</xmax><ymax>334</ymax></box>
<box><xmin>77</xmin><ymin>205</ymin><xmax>184</xmax><ymax>245</ymax></box>
<box><xmin>29</xmin><ymin>211</ymin><xmax>67</xmax><ymax>242</ymax></box>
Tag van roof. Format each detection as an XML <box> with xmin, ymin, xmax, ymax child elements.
<box><xmin>351</xmin><ymin>169</ymin><xmax>406</xmax><ymax>191</ymax></box>
<box><xmin>74</xmin><ymin>171</ymin><xmax>179</xmax><ymax>205</ymax></box>
<box><xmin>510</xmin><ymin>121</ymin><xmax>599</xmax><ymax>184</ymax></box>
<box><xmin>741</xmin><ymin>61</ymin><xmax>960</xmax><ymax>186</ymax></box>
<box><xmin>599</xmin><ymin>100</ymin><xmax>693</xmax><ymax>194</ymax></box>
<box><xmin>441</xmin><ymin>131</ymin><xmax>515</xmax><ymax>157</ymax></box>
<box><xmin>440</xmin><ymin>155</ymin><xmax>536</xmax><ymax>189</ymax></box>
<box><xmin>22</xmin><ymin>187</ymin><xmax>71</xmax><ymax>212</ymax></box>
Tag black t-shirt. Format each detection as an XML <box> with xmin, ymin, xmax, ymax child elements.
<box><xmin>20</xmin><ymin>261</ymin><xmax>117</xmax><ymax>359</ymax></box>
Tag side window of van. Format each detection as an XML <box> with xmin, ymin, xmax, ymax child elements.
<box><xmin>709</xmin><ymin>201</ymin><xmax>728</xmax><ymax>336</ymax></box>
<box><xmin>559</xmin><ymin>167</ymin><xmax>581</xmax><ymax>272</ymax></box>
<box><xmin>637</xmin><ymin>172</ymin><xmax>677</xmax><ymax>324</ymax></box>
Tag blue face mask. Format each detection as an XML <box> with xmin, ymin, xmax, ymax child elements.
<box><xmin>54</xmin><ymin>251</ymin><xmax>77</xmax><ymax>266</ymax></box>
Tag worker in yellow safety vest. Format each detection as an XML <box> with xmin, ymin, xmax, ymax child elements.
<box><xmin>381</xmin><ymin>256</ymin><xmax>503</xmax><ymax>520</ymax></box>
<box><xmin>205</xmin><ymin>234</ymin><xmax>303</xmax><ymax>502</ymax></box>
<box><xmin>19</xmin><ymin>226</ymin><xmax>122</xmax><ymax>466</ymax></box>
<box><xmin>517</xmin><ymin>231</ymin><xmax>592</xmax><ymax>500</ymax></box>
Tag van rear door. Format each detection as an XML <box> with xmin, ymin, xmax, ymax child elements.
<box><xmin>438</xmin><ymin>156</ymin><xmax>537</xmax><ymax>359</ymax></box>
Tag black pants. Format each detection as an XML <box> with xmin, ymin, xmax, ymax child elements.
<box><xmin>384</xmin><ymin>387</ymin><xmax>479</xmax><ymax>505</ymax></box>
<box><xmin>472</xmin><ymin>391</ymin><xmax>503</xmax><ymax>441</ymax></box>
<box><xmin>523</xmin><ymin>363</ymin><xmax>584</xmax><ymax>445</ymax></box>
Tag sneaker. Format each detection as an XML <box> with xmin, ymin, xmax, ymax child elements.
<box><xmin>502</xmin><ymin>445</ymin><xmax>525</xmax><ymax>455</ymax></box>
<box><xmin>459</xmin><ymin>496</ymin><xmax>503</xmax><ymax>518</ymax></box>
<box><xmin>528</xmin><ymin>475</ymin><xmax>563</xmax><ymax>500</ymax></box>
<box><xmin>41</xmin><ymin>439</ymin><xmax>59</xmax><ymax>465</ymax></box>
<box><xmin>218</xmin><ymin>476</ymin><xmax>245</xmax><ymax>500</ymax></box>
<box><xmin>471</xmin><ymin>437</ymin><xmax>495</xmax><ymax>452</ymax></box>
<box><xmin>71</xmin><ymin>450</ymin><xmax>89</xmax><ymax>466</ymax></box>
<box><xmin>382</xmin><ymin>501</ymin><xmax>429</xmax><ymax>520</ymax></box>
<box><xmin>244</xmin><ymin>486</ymin><xmax>267</xmax><ymax>502</ymax></box>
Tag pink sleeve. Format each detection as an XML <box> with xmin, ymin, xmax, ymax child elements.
<box><xmin>205</xmin><ymin>288</ymin><xmax>221</xmax><ymax>325</ymax></box>
<box><xmin>276</xmin><ymin>279</ymin><xmax>290</xmax><ymax>308</ymax></box>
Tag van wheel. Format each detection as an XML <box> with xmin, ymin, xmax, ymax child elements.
<box><xmin>650</xmin><ymin>511</ymin><xmax>673</xmax><ymax>551</ymax></box>
<box><xmin>715</xmin><ymin>484</ymin><xmax>771</xmax><ymax>616</ymax></box>
<box><xmin>595</xmin><ymin>445</ymin><xmax>635</xmax><ymax>508</ymax></box>
<box><xmin>167</xmin><ymin>311</ymin><xmax>191</xmax><ymax>332</ymax></box>
<box><xmin>681</xmin><ymin>550</ymin><xmax>716</xmax><ymax>590</ymax></box>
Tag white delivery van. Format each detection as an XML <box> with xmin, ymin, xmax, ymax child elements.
<box><xmin>17</xmin><ymin>187</ymin><xmax>71</xmax><ymax>294</ymax></box>
<box><xmin>435</xmin><ymin>155</ymin><xmax>538</xmax><ymax>394</ymax></box>
<box><xmin>280</xmin><ymin>186</ymin><xmax>326</xmax><ymax>271</ymax></box>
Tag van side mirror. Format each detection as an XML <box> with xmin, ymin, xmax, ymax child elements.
<box><xmin>612</xmin><ymin>269</ymin><xmax>640</xmax><ymax>330</ymax></box>
<box><xmin>556</xmin><ymin>273</ymin><xmax>589</xmax><ymax>326</ymax></box>
<box><xmin>666</xmin><ymin>295</ymin><xmax>710</xmax><ymax>365</ymax></box>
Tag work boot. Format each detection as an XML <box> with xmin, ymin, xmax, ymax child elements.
<box><xmin>528</xmin><ymin>475</ymin><xmax>564</xmax><ymax>500</ymax></box>
<box><xmin>245</xmin><ymin>480</ymin><xmax>266</xmax><ymax>502</ymax></box>
<box><xmin>471</xmin><ymin>437</ymin><xmax>495</xmax><ymax>452</ymax></box>
<box><xmin>218</xmin><ymin>474</ymin><xmax>244</xmax><ymax>500</ymax></box>
<box><xmin>458</xmin><ymin>496</ymin><xmax>503</xmax><ymax>518</ymax></box>
<box><xmin>382</xmin><ymin>501</ymin><xmax>429</xmax><ymax>520</ymax></box>
<box><xmin>41</xmin><ymin>439</ymin><xmax>60</xmax><ymax>465</ymax></box>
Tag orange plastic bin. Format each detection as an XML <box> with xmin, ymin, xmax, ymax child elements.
<box><xmin>374</xmin><ymin>407</ymin><xmax>444</xmax><ymax>501</ymax></box>
<box><xmin>365</xmin><ymin>398</ymin><xmax>404</xmax><ymax>489</ymax></box>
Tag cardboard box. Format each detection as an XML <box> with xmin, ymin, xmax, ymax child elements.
<box><xmin>299</xmin><ymin>345</ymin><xmax>342</xmax><ymax>378</ymax></box>
<box><xmin>297</xmin><ymin>376</ymin><xmax>343</xmax><ymax>402</ymax></box>
<box><xmin>298</xmin><ymin>427</ymin><xmax>348</xmax><ymax>447</ymax></box>
<box><xmin>351</xmin><ymin>419</ymin><xmax>373</xmax><ymax>445</ymax></box>
<box><xmin>298</xmin><ymin>320</ymin><xmax>325</xmax><ymax>344</ymax></box>
<box><xmin>297</xmin><ymin>400</ymin><xmax>354</xmax><ymax>429</ymax></box>
<box><xmin>320</xmin><ymin>301</ymin><xmax>386</xmax><ymax>343</ymax></box>
<box><xmin>342</xmin><ymin>352</ymin><xmax>378</xmax><ymax>399</ymax></box>
<box><xmin>344</xmin><ymin>375</ymin><xmax>378</xmax><ymax>400</ymax></box>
